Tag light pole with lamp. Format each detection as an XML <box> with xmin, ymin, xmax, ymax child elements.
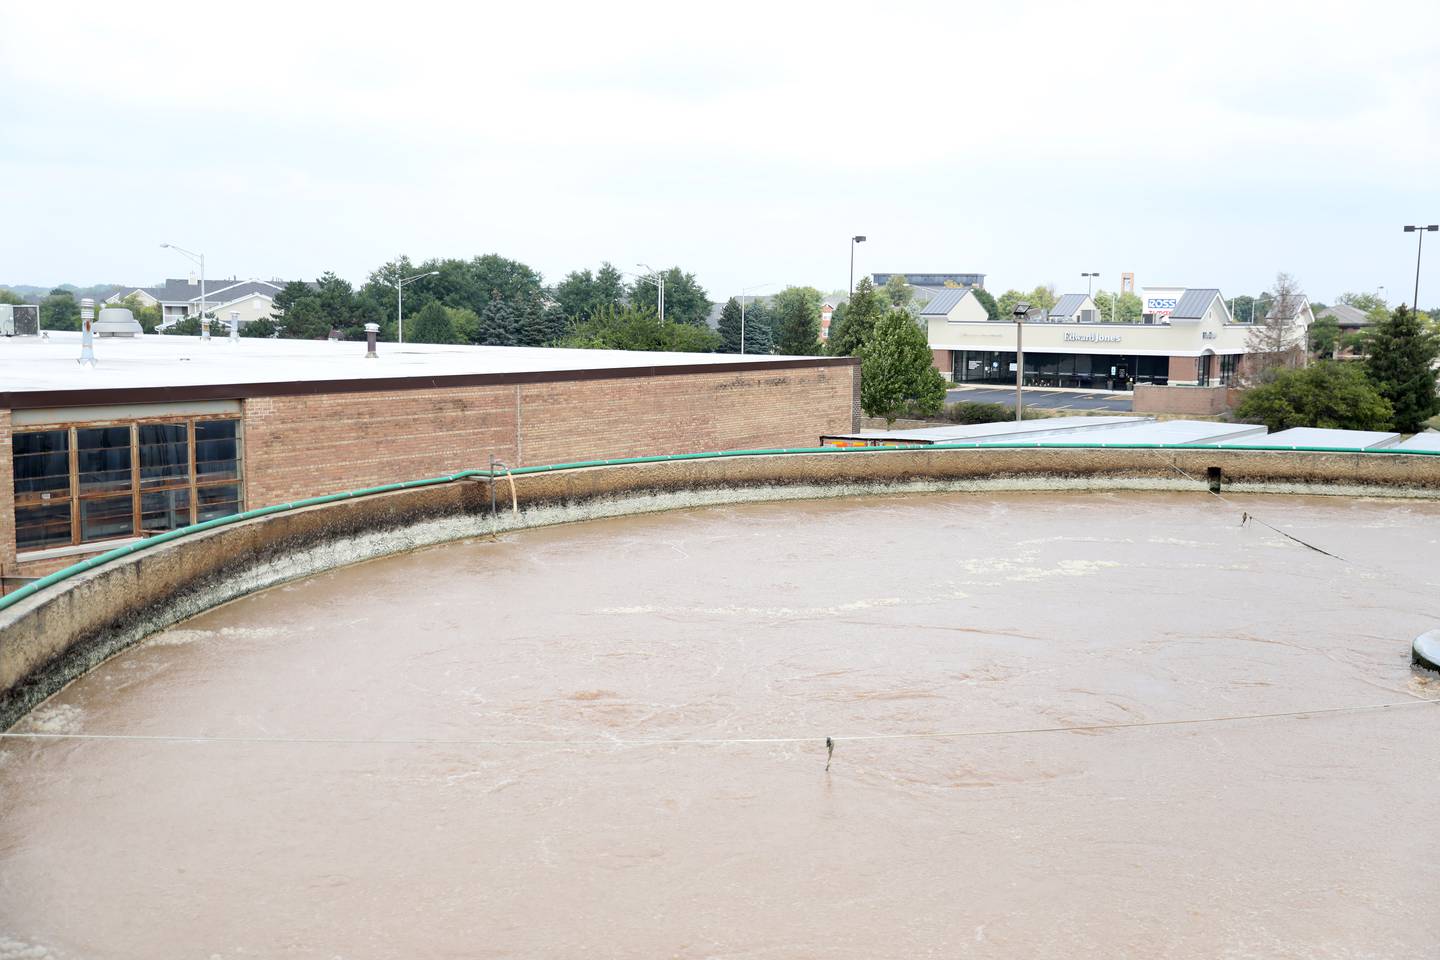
<box><xmin>1012</xmin><ymin>301</ymin><xmax>1030</xmax><ymax>422</ymax></box>
<box><xmin>637</xmin><ymin>263</ymin><xmax>665</xmax><ymax>323</ymax></box>
<box><xmin>849</xmin><ymin>236</ymin><xmax>867</xmax><ymax>298</ymax></box>
<box><xmin>739</xmin><ymin>282</ymin><xmax>771</xmax><ymax>354</ymax></box>
<box><xmin>391</xmin><ymin>270</ymin><xmax>439</xmax><ymax>344</ymax></box>
<box><xmin>1081</xmin><ymin>272</ymin><xmax>1099</xmax><ymax>297</ymax></box>
<box><xmin>1403</xmin><ymin>224</ymin><xmax>1438</xmax><ymax>314</ymax></box>
<box><xmin>159</xmin><ymin>242</ymin><xmax>205</xmax><ymax>335</ymax></box>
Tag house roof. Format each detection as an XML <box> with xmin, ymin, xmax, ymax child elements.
<box><xmin>918</xmin><ymin>287</ymin><xmax>973</xmax><ymax>316</ymax></box>
<box><xmin>1169</xmin><ymin>288</ymin><xmax>1222</xmax><ymax>320</ymax></box>
<box><xmin>199</xmin><ymin>280</ymin><xmax>281</xmax><ymax>305</ymax></box>
<box><xmin>117</xmin><ymin>277</ymin><xmax>287</xmax><ymax>305</ymax></box>
<box><xmin>1048</xmin><ymin>293</ymin><xmax>1088</xmax><ymax>318</ymax></box>
<box><xmin>1317</xmin><ymin>303</ymin><xmax>1371</xmax><ymax>327</ymax></box>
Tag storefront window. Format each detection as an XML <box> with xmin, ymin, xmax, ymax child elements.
<box><xmin>10</xmin><ymin>417</ymin><xmax>243</xmax><ymax>553</ymax></box>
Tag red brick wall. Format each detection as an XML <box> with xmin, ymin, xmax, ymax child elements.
<box><xmin>931</xmin><ymin>349</ymin><xmax>952</xmax><ymax>378</ymax></box>
<box><xmin>243</xmin><ymin>362</ymin><xmax>858</xmax><ymax>508</ymax></box>
<box><xmin>1132</xmin><ymin>384</ymin><xmax>1231</xmax><ymax>416</ymax></box>
<box><xmin>1167</xmin><ymin>355</ymin><xmax>1195</xmax><ymax>384</ymax></box>
<box><xmin>0</xmin><ymin>409</ymin><xmax>13</xmax><ymax>576</ymax></box>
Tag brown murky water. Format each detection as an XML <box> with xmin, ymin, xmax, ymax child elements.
<box><xmin>3</xmin><ymin>491</ymin><xmax>1439</xmax><ymax>959</ymax></box>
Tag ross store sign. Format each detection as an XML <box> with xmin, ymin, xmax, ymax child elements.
<box><xmin>1064</xmin><ymin>331</ymin><xmax>1122</xmax><ymax>343</ymax></box>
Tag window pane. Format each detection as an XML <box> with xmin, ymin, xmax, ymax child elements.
<box><xmin>196</xmin><ymin>483</ymin><xmax>242</xmax><ymax>522</ymax></box>
<box><xmin>13</xmin><ymin>430</ymin><xmax>71</xmax><ymax>495</ymax></box>
<box><xmin>76</xmin><ymin>426</ymin><xmax>132</xmax><ymax>492</ymax></box>
<box><xmin>15</xmin><ymin>503</ymin><xmax>72</xmax><ymax>550</ymax></box>
<box><xmin>137</xmin><ymin>423</ymin><xmax>190</xmax><ymax>488</ymax></box>
<box><xmin>195</xmin><ymin>419</ymin><xmax>241</xmax><ymax>483</ymax></box>
<box><xmin>141</xmin><ymin>488</ymin><xmax>191</xmax><ymax>533</ymax></box>
<box><xmin>79</xmin><ymin>494</ymin><xmax>134</xmax><ymax>541</ymax></box>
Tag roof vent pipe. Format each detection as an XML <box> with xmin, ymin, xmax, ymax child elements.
<box><xmin>365</xmin><ymin>322</ymin><xmax>379</xmax><ymax>358</ymax></box>
<box><xmin>78</xmin><ymin>298</ymin><xmax>97</xmax><ymax>366</ymax></box>
<box><xmin>201</xmin><ymin>312</ymin><xmax>211</xmax><ymax>341</ymax></box>
<box><xmin>229</xmin><ymin>310</ymin><xmax>240</xmax><ymax>343</ymax></box>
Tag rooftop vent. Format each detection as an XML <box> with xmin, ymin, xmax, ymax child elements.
<box><xmin>94</xmin><ymin>307</ymin><xmax>144</xmax><ymax>337</ymax></box>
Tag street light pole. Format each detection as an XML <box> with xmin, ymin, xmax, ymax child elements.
<box><xmin>393</xmin><ymin>270</ymin><xmax>439</xmax><ymax>344</ymax></box>
<box><xmin>637</xmin><ymin>263</ymin><xmax>665</xmax><ymax>323</ymax></box>
<box><xmin>1082</xmin><ymin>271</ymin><xmax>1099</xmax><ymax>297</ymax></box>
<box><xmin>1403</xmin><ymin>224</ymin><xmax>1439</xmax><ymax>314</ymax></box>
<box><xmin>1012</xmin><ymin>301</ymin><xmax>1030</xmax><ymax>423</ymax></box>
<box><xmin>159</xmin><ymin>242</ymin><xmax>205</xmax><ymax>334</ymax></box>
<box><xmin>849</xmin><ymin>235</ymin><xmax>867</xmax><ymax>297</ymax></box>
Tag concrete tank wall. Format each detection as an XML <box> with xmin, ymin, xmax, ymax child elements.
<box><xmin>4</xmin><ymin>446</ymin><xmax>1440</xmax><ymax>728</ymax></box>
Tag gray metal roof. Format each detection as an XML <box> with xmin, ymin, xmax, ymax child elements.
<box><xmin>1048</xmin><ymin>293</ymin><xmax>1087</xmax><ymax>318</ymax></box>
<box><xmin>1168</xmin><ymin>288</ymin><xmax>1222</xmax><ymax>320</ymax></box>
<box><xmin>1016</xmin><ymin>420</ymin><xmax>1266</xmax><ymax>446</ymax></box>
<box><xmin>1316</xmin><ymin>303</ymin><xmax>1371</xmax><ymax>327</ymax></box>
<box><xmin>1395</xmin><ymin>432</ymin><xmax>1440</xmax><ymax>452</ymax></box>
<box><xmin>1240</xmin><ymin>427</ymin><xmax>1400</xmax><ymax>450</ymax></box>
<box><xmin>918</xmin><ymin>287</ymin><xmax>974</xmax><ymax>316</ymax></box>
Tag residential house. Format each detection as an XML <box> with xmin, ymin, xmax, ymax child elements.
<box><xmin>107</xmin><ymin>277</ymin><xmax>288</xmax><ymax>330</ymax></box>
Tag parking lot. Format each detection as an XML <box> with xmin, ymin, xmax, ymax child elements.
<box><xmin>945</xmin><ymin>384</ymin><xmax>1133</xmax><ymax>413</ymax></box>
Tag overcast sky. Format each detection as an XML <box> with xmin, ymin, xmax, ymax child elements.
<box><xmin>3</xmin><ymin>0</ymin><xmax>1439</xmax><ymax>305</ymax></box>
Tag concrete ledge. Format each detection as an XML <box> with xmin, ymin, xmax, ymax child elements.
<box><xmin>5</xmin><ymin>446</ymin><xmax>1440</xmax><ymax>729</ymax></box>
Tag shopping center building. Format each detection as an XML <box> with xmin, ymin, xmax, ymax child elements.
<box><xmin>929</xmin><ymin>287</ymin><xmax>1303</xmax><ymax>393</ymax></box>
<box><xmin>1</xmin><ymin>332</ymin><xmax>858</xmax><ymax>580</ymax></box>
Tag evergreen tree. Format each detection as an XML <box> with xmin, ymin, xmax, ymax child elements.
<box><xmin>717</xmin><ymin>297</ymin><xmax>744</xmax><ymax>353</ymax></box>
<box><xmin>1365</xmin><ymin>304</ymin><xmax>1440</xmax><ymax>431</ymax></box>
<box><xmin>408</xmin><ymin>300</ymin><xmax>460</xmax><ymax>344</ymax></box>
<box><xmin>278</xmin><ymin>297</ymin><xmax>329</xmax><ymax>339</ymax></box>
<box><xmin>742</xmin><ymin>300</ymin><xmax>774</xmax><ymax>355</ymax></box>
<box><xmin>860</xmin><ymin>309</ymin><xmax>948</xmax><ymax>425</ymax></box>
<box><xmin>1236</xmin><ymin>362</ymin><xmax>1393</xmax><ymax>431</ymax></box>
<box><xmin>476</xmin><ymin>292</ymin><xmax>518</xmax><ymax>346</ymax></box>
<box><xmin>828</xmin><ymin>277</ymin><xmax>883</xmax><ymax>356</ymax></box>
<box><xmin>517</xmin><ymin>298</ymin><xmax>564</xmax><ymax>346</ymax></box>
<box><xmin>773</xmin><ymin>290</ymin><xmax>822</xmax><ymax>355</ymax></box>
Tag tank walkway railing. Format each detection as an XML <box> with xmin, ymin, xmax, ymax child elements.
<box><xmin>3</xmin><ymin>440</ymin><xmax>1438</xmax><ymax>616</ymax></box>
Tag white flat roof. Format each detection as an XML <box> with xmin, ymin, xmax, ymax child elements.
<box><xmin>0</xmin><ymin>332</ymin><xmax>834</xmax><ymax>397</ymax></box>
<box><xmin>1240</xmin><ymin>427</ymin><xmax>1401</xmax><ymax>450</ymax></box>
<box><xmin>823</xmin><ymin>416</ymin><xmax>1151</xmax><ymax>444</ymax></box>
<box><xmin>1395</xmin><ymin>432</ymin><xmax>1440</xmax><ymax>452</ymax></box>
<box><xmin>1008</xmin><ymin>419</ymin><xmax>1267</xmax><ymax>446</ymax></box>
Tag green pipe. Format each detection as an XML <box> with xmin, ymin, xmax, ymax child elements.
<box><xmin>4</xmin><ymin>440</ymin><xmax>1439</xmax><ymax>616</ymax></box>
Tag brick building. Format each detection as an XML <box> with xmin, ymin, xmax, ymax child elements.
<box><xmin>1</xmin><ymin>334</ymin><xmax>858</xmax><ymax>580</ymax></box>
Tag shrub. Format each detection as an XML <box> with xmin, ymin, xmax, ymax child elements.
<box><xmin>1235</xmin><ymin>361</ymin><xmax>1393</xmax><ymax>431</ymax></box>
<box><xmin>942</xmin><ymin>401</ymin><xmax>1048</xmax><ymax>424</ymax></box>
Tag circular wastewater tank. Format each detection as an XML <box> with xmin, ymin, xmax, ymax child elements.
<box><xmin>2</xmin><ymin>491</ymin><xmax>1438</xmax><ymax>958</ymax></box>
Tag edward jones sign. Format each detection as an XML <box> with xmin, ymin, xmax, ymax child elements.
<box><xmin>1063</xmin><ymin>331</ymin><xmax>1122</xmax><ymax>343</ymax></box>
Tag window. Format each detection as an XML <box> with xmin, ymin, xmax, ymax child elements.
<box><xmin>1196</xmin><ymin>356</ymin><xmax>1211</xmax><ymax>387</ymax></box>
<box><xmin>10</xmin><ymin>417</ymin><xmax>243</xmax><ymax>553</ymax></box>
<box><xmin>12</xmin><ymin>430</ymin><xmax>72</xmax><ymax>550</ymax></box>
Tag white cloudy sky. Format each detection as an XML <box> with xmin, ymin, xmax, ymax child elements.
<box><xmin>3</xmin><ymin>0</ymin><xmax>1439</xmax><ymax>304</ymax></box>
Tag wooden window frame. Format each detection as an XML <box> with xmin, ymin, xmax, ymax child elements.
<box><xmin>12</xmin><ymin>415</ymin><xmax>244</xmax><ymax>552</ymax></box>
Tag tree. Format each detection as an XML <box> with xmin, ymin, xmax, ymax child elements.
<box><xmin>409</xmin><ymin>300</ymin><xmax>460</xmax><ymax>344</ymax></box>
<box><xmin>278</xmin><ymin>297</ymin><xmax>329</xmax><ymax>339</ymax></box>
<box><xmin>828</xmin><ymin>277</ymin><xmax>884</xmax><ymax>356</ymax></box>
<box><xmin>446</xmin><ymin>306</ymin><xmax>481</xmax><ymax>344</ymax></box>
<box><xmin>517</xmin><ymin>300</ymin><xmax>564</xmax><ymax>346</ymax></box>
<box><xmin>39</xmin><ymin>288</ymin><xmax>80</xmax><ymax>331</ymax></box>
<box><xmin>240</xmin><ymin>317</ymin><xmax>278</xmax><ymax>338</ymax></box>
<box><xmin>314</xmin><ymin>271</ymin><xmax>356</xmax><ymax>330</ymax></box>
<box><xmin>162</xmin><ymin>316</ymin><xmax>202</xmax><ymax>336</ymax></box>
<box><xmin>0</xmin><ymin>287</ymin><xmax>27</xmax><ymax>305</ymax></box>
<box><xmin>770</xmin><ymin>286</ymin><xmax>823</xmax><ymax>356</ymax></box>
<box><xmin>717</xmin><ymin>298</ymin><xmax>745</xmax><ymax>353</ymax></box>
<box><xmin>1235</xmin><ymin>362</ymin><xmax>1393</xmax><ymax>432</ymax></box>
<box><xmin>114</xmin><ymin>293</ymin><xmax>162</xmax><ymax>333</ymax></box>
<box><xmin>1244</xmin><ymin>271</ymin><xmax>1306</xmax><ymax>382</ymax></box>
<box><xmin>272</xmin><ymin>280</ymin><xmax>313</xmax><ymax>317</ymax></box>
<box><xmin>475</xmin><ymin>293</ymin><xmax>518</xmax><ymax>346</ymax></box>
<box><xmin>552</xmin><ymin>262</ymin><xmax>626</xmax><ymax>321</ymax></box>
<box><xmin>860</xmin><ymin>309</ymin><xmax>948</xmax><ymax>426</ymax></box>
<box><xmin>558</xmin><ymin>305</ymin><xmax>718</xmax><ymax>352</ymax></box>
<box><xmin>1337</xmin><ymin>291</ymin><xmax>1388</xmax><ymax>313</ymax></box>
<box><xmin>971</xmin><ymin>287</ymin><xmax>999</xmax><ymax>322</ymax></box>
<box><xmin>1308</xmin><ymin>315</ymin><xmax>1340</xmax><ymax>359</ymax></box>
<box><xmin>629</xmin><ymin>267</ymin><xmax>710</xmax><ymax>326</ymax></box>
<box><xmin>1092</xmin><ymin>289</ymin><xmax>1142</xmax><ymax>324</ymax></box>
<box><xmin>1365</xmin><ymin>304</ymin><xmax>1440</xmax><ymax>432</ymax></box>
<box><xmin>883</xmin><ymin>274</ymin><xmax>913</xmax><ymax>308</ymax></box>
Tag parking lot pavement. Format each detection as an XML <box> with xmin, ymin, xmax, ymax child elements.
<box><xmin>945</xmin><ymin>385</ymin><xmax>1133</xmax><ymax>413</ymax></box>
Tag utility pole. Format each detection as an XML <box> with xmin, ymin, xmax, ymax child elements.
<box><xmin>849</xmin><ymin>236</ymin><xmax>867</xmax><ymax>297</ymax></box>
<box><xmin>1403</xmin><ymin>225</ymin><xmax>1439</xmax><ymax>314</ymax></box>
